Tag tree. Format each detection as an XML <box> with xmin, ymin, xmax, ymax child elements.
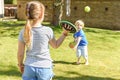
<box><xmin>52</xmin><ymin>0</ymin><xmax>71</xmax><ymax>26</ymax></box>
<box><xmin>4</xmin><ymin>0</ymin><xmax>17</xmax><ymax>4</ymax></box>
<box><xmin>53</xmin><ymin>0</ymin><xmax>64</xmax><ymax>26</ymax></box>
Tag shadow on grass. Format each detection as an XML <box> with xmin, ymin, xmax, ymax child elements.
<box><xmin>0</xmin><ymin>21</ymin><xmax>25</xmax><ymax>27</ymax></box>
<box><xmin>84</xmin><ymin>28</ymin><xmax>101</xmax><ymax>33</ymax></box>
<box><xmin>0</xmin><ymin>65</ymin><xmax>118</xmax><ymax>80</ymax></box>
<box><xmin>84</xmin><ymin>28</ymin><xmax>120</xmax><ymax>35</ymax></box>
<box><xmin>0</xmin><ymin>21</ymin><xmax>62</xmax><ymax>37</ymax></box>
<box><xmin>0</xmin><ymin>65</ymin><xmax>21</xmax><ymax>77</ymax></box>
<box><xmin>0</xmin><ymin>21</ymin><xmax>25</xmax><ymax>37</ymax></box>
<box><xmin>53</xmin><ymin>61</ymin><xmax>119</xmax><ymax>80</ymax></box>
<box><xmin>53</xmin><ymin>76</ymin><xmax>117</xmax><ymax>80</ymax></box>
<box><xmin>53</xmin><ymin>60</ymin><xmax>85</xmax><ymax>65</ymax></box>
<box><xmin>53</xmin><ymin>71</ymin><xmax>117</xmax><ymax>80</ymax></box>
<box><xmin>53</xmin><ymin>60</ymin><xmax>74</xmax><ymax>64</ymax></box>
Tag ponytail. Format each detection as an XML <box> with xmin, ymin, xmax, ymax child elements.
<box><xmin>24</xmin><ymin>19</ymin><xmax>32</xmax><ymax>49</ymax></box>
<box><xmin>24</xmin><ymin>1</ymin><xmax>45</xmax><ymax>49</ymax></box>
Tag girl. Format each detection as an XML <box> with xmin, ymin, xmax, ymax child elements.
<box><xmin>17</xmin><ymin>1</ymin><xmax>69</xmax><ymax>80</ymax></box>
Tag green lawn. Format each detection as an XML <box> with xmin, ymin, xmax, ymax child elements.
<box><xmin>0</xmin><ymin>21</ymin><xmax>120</xmax><ymax>80</ymax></box>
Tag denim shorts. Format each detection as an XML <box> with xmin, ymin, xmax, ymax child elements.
<box><xmin>76</xmin><ymin>46</ymin><xmax>88</xmax><ymax>59</ymax></box>
<box><xmin>22</xmin><ymin>65</ymin><xmax>54</xmax><ymax>80</ymax></box>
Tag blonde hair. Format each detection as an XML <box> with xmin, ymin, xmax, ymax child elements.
<box><xmin>75</xmin><ymin>20</ymin><xmax>84</xmax><ymax>28</ymax></box>
<box><xmin>24</xmin><ymin>1</ymin><xmax>45</xmax><ymax>48</ymax></box>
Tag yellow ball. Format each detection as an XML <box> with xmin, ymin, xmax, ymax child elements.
<box><xmin>84</xmin><ymin>6</ymin><xmax>91</xmax><ymax>12</ymax></box>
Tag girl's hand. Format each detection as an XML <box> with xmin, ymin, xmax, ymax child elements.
<box><xmin>18</xmin><ymin>64</ymin><xmax>24</xmax><ymax>73</ymax></box>
<box><xmin>62</xmin><ymin>27</ymin><xmax>70</xmax><ymax>36</ymax></box>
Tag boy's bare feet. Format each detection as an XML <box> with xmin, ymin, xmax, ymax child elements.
<box><xmin>76</xmin><ymin>62</ymin><xmax>80</xmax><ymax>65</ymax></box>
<box><xmin>85</xmin><ymin>62</ymin><xmax>89</xmax><ymax>65</ymax></box>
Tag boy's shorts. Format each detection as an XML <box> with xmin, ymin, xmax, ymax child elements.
<box><xmin>22</xmin><ymin>65</ymin><xmax>54</xmax><ymax>80</ymax></box>
<box><xmin>76</xmin><ymin>46</ymin><xmax>88</xmax><ymax>59</ymax></box>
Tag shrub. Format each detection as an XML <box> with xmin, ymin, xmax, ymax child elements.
<box><xmin>4</xmin><ymin>0</ymin><xmax>17</xmax><ymax>4</ymax></box>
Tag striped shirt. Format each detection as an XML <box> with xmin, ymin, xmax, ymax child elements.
<box><xmin>18</xmin><ymin>25</ymin><xmax>54</xmax><ymax>68</ymax></box>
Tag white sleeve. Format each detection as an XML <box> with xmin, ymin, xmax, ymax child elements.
<box><xmin>47</xmin><ymin>27</ymin><xmax>54</xmax><ymax>40</ymax></box>
<box><xmin>18</xmin><ymin>29</ymin><xmax>25</xmax><ymax>43</ymax></box>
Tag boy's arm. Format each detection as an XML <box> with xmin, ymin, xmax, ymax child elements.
<box><xmin>73</xmin><ymin>36</ymin><xmax>82</xmax><ymax>50</ymax></box>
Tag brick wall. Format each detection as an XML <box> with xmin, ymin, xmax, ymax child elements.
<box><xmin>62</xmin><ymin>0</ymin><xmax>120</xmax><ymax>30</ymax></box>
<box><xmin>17</xmin><ymin>0</ymin><xmax>120</xmax><ymax>30</ymax></box>
<box><xmin>17</xmin><ymin>0</ymin><xmax>53</xmax><ymax>22</ymax></box>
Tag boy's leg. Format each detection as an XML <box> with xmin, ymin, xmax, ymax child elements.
<box><xmin>76</xmin><ymin>57</ymin><xmax>80</xmax><ymax>64</ymax></box>
<box><xmin>76</xmin><ymin>46</ymin><xmax>82</xmax><ymax>64</ymax></box>
<box><xmin>81</xmin><ymin>46</ymin><xmax>89</xmax><ymax>65</ymax></box>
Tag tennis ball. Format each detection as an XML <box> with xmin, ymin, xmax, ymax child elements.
<box><xmin>84</xmin><ymin>6</ymin><xmax>91</xmax><ymax>12</ymax></box>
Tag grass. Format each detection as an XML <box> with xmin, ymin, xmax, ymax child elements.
<box><xmin>0</xmin><ymin>21</ymin><xmax>120</xmax><ymax>80</ymax></box>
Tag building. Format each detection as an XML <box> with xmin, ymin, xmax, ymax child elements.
<box><xmin>4</xmin><ymin>4</ymin><xmax>17</xmax><ymax>18</ymax></box>
<box><xmin>17</xmin><ymin>0</ymin><xmax>120</xmax><ymax>30</ymax></box>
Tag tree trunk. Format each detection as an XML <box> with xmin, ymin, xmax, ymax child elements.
<box><xmin>52</xmin><ymin>0</ymin><xmax>64</xmax><ymax>26</ymax></box>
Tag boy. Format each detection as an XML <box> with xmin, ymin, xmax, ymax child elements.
<box><xmin>73</xmin><ymin>20</ymin><xmax>89</xmax><ymax>65</ymax></box>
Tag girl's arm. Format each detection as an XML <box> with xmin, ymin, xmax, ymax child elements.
<box><xmin>17</xmin><ymin>41</ymin><xmax>25</xmax><ymax>73</ymax></box>
<box><xmin>49</xmin><ymin>29</ymin><xmax>69</xmax><ymax>49</ymax></box>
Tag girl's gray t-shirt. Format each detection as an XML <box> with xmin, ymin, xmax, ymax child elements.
<box><xmin>18</xmin><ymin>25</ymin><xmax>54</xmax><ymax>68</ymax></box>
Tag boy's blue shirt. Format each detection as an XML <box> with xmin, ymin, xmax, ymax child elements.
<box><xmin>73</xmin><ymin>29</ymin><xmax>88</xmax><ymax>46</ymax></box>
